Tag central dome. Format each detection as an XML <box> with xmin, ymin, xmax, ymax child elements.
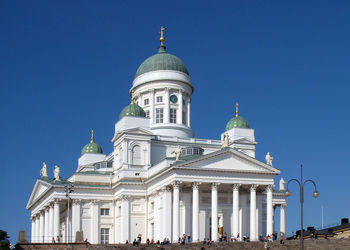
<box><xmin>135</xmin><ymin>46</ymin><xmax>189</xmax><ymax>78</ymax></box>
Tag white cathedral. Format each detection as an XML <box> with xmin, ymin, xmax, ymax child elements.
<box><xmin>26</xmin><ymin>28</ymin><xmax>287</xmax><ymax>244</ymax></box>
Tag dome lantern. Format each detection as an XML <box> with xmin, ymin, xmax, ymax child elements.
<box><xmin>81</xmin><ymin>130</ymin><xmax>103</xmax><ymax>155</ymax></box>
<box><xmin>225</xmin><ymin>103</ymin><xmax>250</xmax><ymax>131</ymax></box>
<box><xmin>119</xmin><ymin>90</ymin><xmax>146</xmax><ymax>120</ymax></box>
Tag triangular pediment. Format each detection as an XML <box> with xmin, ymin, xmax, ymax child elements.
<box><xmin>26</xmin><ymin>179</ymin><xmax>52</xmax><ymax>209</ymax></box>
<box><xmin>112</xmin><ymin>127</ymin><xmax>153</xmax><ymax>141</ymax></box>
<box><xmin>174</xmin><ymin>148</ymin><xmax>280</xmax><ymax>174</ymax></box>
<box><xmin>233</xmin><ymin>137</ymin><xmax>257</xmax><ymax>145</ymax></box>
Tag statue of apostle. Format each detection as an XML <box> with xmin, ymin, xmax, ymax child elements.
<box><xmin>279</xmin><ymin>178</ymin><xmax>285</xmax><ymax>190</ymax></box>
<box><xmin>54</xmin><ymin>165</ymin><xmax>60</xmax><ymax>180</ymax></box>
<box><xmin>175</xmin><ymin>146</ymin><xmax>182</xmax><ymax>161</ymax></box>
<box><xmin>222</xmin><ymin>133</ymin><xmax>230</xmax><ymax>148</ymax></box>
<box><xmin>40</xmin><ymin>162</ymin><xmax>48</xmax><ymax>177</ymax></box>
<box><xmin>265</xmin><ymin>152</ymin><xmax>273</xmax><ymax>165</ymax></box>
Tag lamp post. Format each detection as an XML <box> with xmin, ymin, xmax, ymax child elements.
<box><xmin>64</xmin><ymin>183</ymin><xmax>74</xmax><ymax>243</ymax></box>
<box><xmin>285</xmin><ymin>165</ymin><xmax>319</xmax><ymax>250</ymax></box>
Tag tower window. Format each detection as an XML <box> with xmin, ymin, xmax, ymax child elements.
<box><xmin>170</xmin><ymin>109</ymin><xmax>177</xmax><ymax>123</ymax></box>
<box><xmin>182</xmin><ymin>111</ymin><xmax>186</xmax><ymax>125</ymax></box>
<box><xmin>156</xmin><ymin>96</ymin><xmax>163</xmax><ymax>103</ymax></box>
<box><xmin>156</xmin><ymin>108</ymin><xmax>163</xmax><ymax>123</ymax></box>
<box><xmin>132</xmin><ymin>145</ymin><xmax>141</xmax><ymax>165</ymax></box>
<box><xmin>144</xmin><ymin>98</ymin><xmax>149</xmax><ymax>105</ymax></box>
<box><xmin>100</xmin><ymin>228</ymin><xmax>109</xmax><ymax>244</ymax></box>
<box><xmin>145</xmin><ymin>110</ymin><xmax>150</xmax><ymax>118</ymax></box>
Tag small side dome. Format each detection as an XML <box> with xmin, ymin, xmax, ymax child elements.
<box><xmin>119</xmin><ymin>91</ymin><xmax>146</xmax><ymax>120</ymax></box>
<box><xmin>81</xmin><ymin>130</ymin><xmax>103</xmax><ymax>155</ymax></box>
<box><xmin>225</xmin><ymin>103</ymin><xmax>250</xmax><ymax>131</ymax></box>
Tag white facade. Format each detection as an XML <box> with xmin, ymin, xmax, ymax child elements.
<box><xmin>27</xmin><ymin>41</ymin><xmax>286</xmax><ymax>244</ymax></box>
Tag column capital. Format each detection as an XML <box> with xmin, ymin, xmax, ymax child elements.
<box><xmin>211</xmin><ymin>182</ymin><xmax>220</xmax><ymax>190</ymax></box>
<box><xmin>161</xmin><ymin>185</ymin><xmax>172</xmax><ymax>193</ymax></box>
<box><xmin>91</xmin><ymin>199</ymin><xmax>100</xmax><ymax>205</ymax></box>
<box><xmin>265</xmin><ymin>184</ymin><xmax>274</xmax><ymax>192</ymax></box>
<box><xmin>250</xmin><ymin>184</ymin><xmax>259</xmax><ymax>191</ymax></box>
<box><xmin>192</xmin><ymin>182</ymin><xmax>201</xmax><ymax>190</ymax></box>
<box><xmin>121</xmin><ymin>195</ymin><xmax>131</xmax><ymax>201</ymax></box>
<box><xmin>44</xmin><ymin>205</ymin><xmax>50</xmax><ymax>212</ymax></box>
<box><xmin>172</xmin><ymin>181</ymin><xmax>182</xmax><ymax>188</ymax></box>
<box><xmin>233</xmin><ymin>183</ymin><xmax>241</xmax><ymax>190</ymax></box>
<box><xmin>280</xmin><ymin>204</ymin><xmax>286</xmax><ymax>208</ymax></box>
<box><xmin>53</xmin><ymin>198</ymin><xmax>62</xmax><ymax>203</ymax></box>
<box><xmin>73</xmin><ymin>199</ymin><xmax>82</xmax><ymax>204</ymax></box>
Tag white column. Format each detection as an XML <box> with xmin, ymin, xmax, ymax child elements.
<box><xmin>122</xmin><ymin>140</ymin><xmax>128</xmax><ymax>169</ymax></box>
<box><xmin>164</xmin><ymin>87</ymin><xmax>170</xmax><ymax>123</ymax></box>
<box><xmin>53</xmin><ymin>200</ymin><xmax>60</xmax><ymax>240</ymax></box>
<box><xmin>39</xmin><ymin>211</ymin><xmax>44</xmax><ymax>242</ymax></box>
<box><xmin>48</xmin><ymin>204</ymin><xmax>54</xmax><ymax>242</ymax></box>
<box><xmin>211</xmin><ymin>183</ymin><xmax>219</xmax><ymax>242</ymax></box>
<box><xmin>35</xmin><ymin>214</ymin><xmax>40</xmax><ymax>243</ymax></box>
<box><xmin>192</xmin><ymin>182</ymin><xmax>200</xmax><ymax>242</ymax></box>
<box><xmin>172</xmin><ymin>181</ymin><xmax>180</xmax><ymax>242</ymax></box>
<box><xmin>120</xmin><ymin>196</ymin><xmax>130</xmax><ymax>243</ymax></box>
<box><xmin>154</xmin><ymin>193</ymin><xmax>160</xmax><ymax>241</ymax></box>
<box><xmin>177</xmin><ymin>90</ymin><xmax>183</xmax><ymax>124</ymax></box>
<box><xmin>72</xmin><ymin>199</ymin><xmax>81</xmax><ymax>242</ymax></box>
<box><xmin>187</xmin><ymin>99</ymin><xmax>191</xmax><ymax>127</ymax></box>
<box><xmin>181</xmin><ymin>192</ymin><xmax>192</xmax><ymax>238</ymax></box>
<box><xmin>162</xmin><ymin>186</ymin><xmax>172</xmax><ymax>240</ymax></box>
<box><xmin>250</xmin><ymin>185</ymin><xmax>258</xmax><ymax>241</ymax></box>
<box><xmin>280</xmin><ymin>204</ymin><xmax>286</xmax><ymax>236</ymax></box>
<box><xmin>31</xmin><ymin>217</ymin><xmax>35</xmax><ymax>243</ymax></box>
<box><xmin>232</xmin><ymin>184</ymin><xmax>240</xmax><ymax>238</ymax></box>
<box><xmin>266</xmin><ymin>185</ymin><xmax>273</xmax><ymax>236</ymax></box>
<box><xmin>44</xmin><ymin>207</ymin><xmax>49</xmax><ymax>242</ymax></box>
<box><xmin>150</xmin><ymin>89</ymin><xmax>155</xmax><ymax>125</ymax></box>
<box><xmin>91</xmin><ymin>201</ymin><xmax>99</xmax><ymax>244</ymax></box>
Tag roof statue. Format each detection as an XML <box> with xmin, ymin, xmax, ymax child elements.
<box><xmin>222</xmin><ymin>133</ymin><xmax>229</xmax><ymax>148</ymax></box>
<box><xmin>54</xmin><ymin>165</ymin><xmax>60</xmax><ymax>181</ymax></box>
<box><xmin>40</xmin><ymin>162</ymin><xmax>48</xmax><ymax>178</ymax></box>
<box><xmin>279</xmin><ymin>177</ymin><xmax>285</xmax><ymax>190</ymax></box>
<box><xmin>265</xmin><ymin>152</ymin><xmax>273</xmax><ymax>165</ymax></box>
<box><xmin>174</xmin><ymin>146</ymin><xmax>182</xmax><ymax>161</ymax></box>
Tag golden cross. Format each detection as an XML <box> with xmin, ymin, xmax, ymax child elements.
<box><xmin>159</xmin><ymin>26</ymin><xmax>165</xmax><ymax>46</ymax></box>
<box><xmin>90</xmin><ymin>129</ymin><xmax>94</xmax><ymax>143</ymax></box>
<box><xmin>235</xmin><ymin>103</ymin><xmax>239</xmax><ymax>117</ymax></box>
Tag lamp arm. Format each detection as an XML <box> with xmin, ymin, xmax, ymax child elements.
<box><xmin>304</xmin><ymin>179</ymin><xmax>318</xmax><ymax>190</ymax></box>
<box><xmin>286</xmin><ymin>178</ymin><xmax>301</xmax><ymax>190</ymax></box>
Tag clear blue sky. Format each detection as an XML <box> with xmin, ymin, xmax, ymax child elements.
<box><xmin>1</xmin><ymin>0</ymin><xmax>350</xmax><ymax>243</ymax></box>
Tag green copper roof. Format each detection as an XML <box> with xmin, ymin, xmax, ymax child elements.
<box><xmin>119</xmin><ymin>103</ymin><xmax>146</xmax><ymax>120</ymax></box>
<box><xmin>135</xmin><ymin>46</ymin><xmax>189</xmax><ymax>78</ymax></box>
<box><xmin>81</xmin><ymin>131</ymin><xmax>103</xmax><ymax>155</ymax></box>
<box><xmin>225</xmin><ymin>115</ymin><xmax>250</xmax><ymax>131</ymax></box>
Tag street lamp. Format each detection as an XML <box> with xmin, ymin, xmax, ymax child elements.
<box><xmin>285</xmin><ymin>164</ymin><xmax>319</xmax><ymax>250</ymax></box>
<box><xmin>65</xmin><ymin>183</ymin><xmax>74</xmax><ymax>243</ymax></box>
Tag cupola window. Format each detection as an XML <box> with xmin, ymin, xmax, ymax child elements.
<box><xmin>170</xmin><ymin>108</ymin><xmax>177</xmax><ymax>123</ymax></box>
<box><xmin>156</xmin><ymin>108</ymin><xmax>164</xmax><ymax>123</ymax></box>
<box><xmin>144</xmin><ymin>98</ymin><xmax>149</xmax><ymax>106</ymax></box>
<box><xmin>156</xmin><ymin>96</ymin><xmax>163</xmax><ymax>103</ymax></box>
<box><xmin>132</xmin><ymin>145</ymin><xmax>141</xmax><ymax>165</ymax></box>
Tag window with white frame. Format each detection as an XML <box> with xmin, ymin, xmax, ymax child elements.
<box><xmin>170</xmin><ymin>108</ymin><xmax>177</xmax><ymax>123</ymax></box>
<box><xmin>132</xmin><ymin>145</ymin><xmax>141</xmax><ymax>165</ymax></box>
<box><xmin>100</xmin><ymin>208</ymin><xmax>110</xmax><ymax>216</ymax></box>
<box><xmin>182</xmin><ymin>111</ymin><xmax>186</xmax><ymax>125</ymax></box>
<box><xmin>156</xmin><ymin>96</ymin><xmax>163</xmax><ymax>103</ymax></box>
<box><xmin>100</xmin><ymin>228</ymin><xmax>109</xmax><ymax>244</ymax></box>
<box><xmin>156</xmin><ymin>108</ymin><xmax>163</xmax><ymax>123</ymax></box>
<box><xmin>144</xmin><ymin>98</ymin><xmax>149</xmax><ymax>105</ymax></box>
<box><xmin>145</xmin><ymin>110</ymin><xmax>150</xmax><ymax>118</ymax></box>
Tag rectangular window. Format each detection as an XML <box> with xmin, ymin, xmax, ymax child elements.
<box><xmin>156</xmin><ymin>108</ymin><xmax>163</xmax><ymax>123</ymax></box>
<box><xmin>144</xmin><ymin>98</ymin><xmax>149</xmax><ymax>105</ymax></box>
<box><xmin>100</xmin><ymin>228</ymin><xmax>109</xmax><ymax>244</ymax></box>
<box><xmin>156</xmin><ymin>96</ymin><xmax>163</xmax><ymax>103</ymax></box>
<box><xmin>182</xmin><ymin>111</ymin><xmax>186</xmax><ymax>125</ymax></box>
<box><xmin>170</xmin><ymin>108</ymin><xmax>177</xmax><ymax>123</ymax></box>
<box><xmin>100</xmin><ymin>208</ymin><xmax>110</xmax><ymax>216</ymax></box>
<box><xmin>145</xmin><ymin>110</ymin><xmax>150</xmax><ymax>118</ymax></box>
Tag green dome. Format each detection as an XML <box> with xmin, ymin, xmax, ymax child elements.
<box><xmin>81</xmin><ymin>131</ymin><xmax>103</xmax><ymax>155</ymax></box>
<box><xmin>225</xmin><ymin>115</ymin><xmax>250</xmax><ymax>131</ymax></box>
<box><xmin>119</xmin><ymin>103</ymin><xmax>146</xmax><ymax>120</ymax></box>
<box><xmin>135</xmin><ymin>46</ymin><xmax>189</xmax><ymax>78</ymax></box>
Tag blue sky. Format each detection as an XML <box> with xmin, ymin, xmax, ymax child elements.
<box><xmin>1</xmin><ymin>0</ymin><xmax>350</xmax><ymax>243</ymax></box>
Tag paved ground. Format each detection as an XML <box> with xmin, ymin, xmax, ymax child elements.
<box><xmin>15</xmin><ymin>238</ymin><xmax>350</xmax><ymax>250</ymax></box>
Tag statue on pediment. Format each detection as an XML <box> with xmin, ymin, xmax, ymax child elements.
<box><xmin>40</xmin><ymin>162</ymin><xmax>48</xmax><ymax>178</ymax></box>
<box><xmin>279</xmin><ymin>178</ymin><xmax>285</xmax><ymax>190</ymax></box>
<box><xmin>222</xmin><ymin>133</ymin><xmax>229</xmax><ymax>148</ymax></box>
<box><xmin>265</xmin><ymin>152</ymin><xmax>273</xmax><ymax>165</ymax></box>
<box><xmin>174</xmin><ymin>146</ymin><xmax>182</xmax><ymax>161</ymax></box>
<box><xmin>54</xmin><ymin>165</ymin><xmax>60</xmax><ymax>180</ymax></box>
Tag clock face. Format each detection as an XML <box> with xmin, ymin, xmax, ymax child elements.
<box><xmin>170</xmin><ymin>95</ymin><xmax>178</xmax><ymax>104</ymax></box>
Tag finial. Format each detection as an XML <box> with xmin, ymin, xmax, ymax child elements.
<box><xmin>90</xmin><ymin>129</ymin><xmax>94</xmax><ymax>143</ymax></box>
<box><xmin>130</xmin><ymin>89</ymin><xmax>135</xmax><ymax>104</ymax></box>
<box><xmin>235</xmin><ymin>102</ymin><xmax>239</xmax><ymax>117</ymax></box>
<box><xmin>159</xmin><ymin>26</ymin><xmax>165</xmax><ymax>46</ymax></box>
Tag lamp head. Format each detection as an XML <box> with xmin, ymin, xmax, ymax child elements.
<box><xmin>313</xmin><ymin>190</ymin><xmax>319</xmax><ymax>198</ymax></box>
<box><xmin>285</xmin><ymin>190</ymin><xmax>291</xmax><ymax>197</ymax></box>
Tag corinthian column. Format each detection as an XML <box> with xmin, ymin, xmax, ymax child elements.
<box><xmin>232</xmin><ymin>184</ymin><xmax>241</xmax><ymax>238</ymax></box>
<box><xmin>162</xmin><ymin>186</ymin><xmax>172</xmax><ymax>240</ymax></box>
<box><xmin>120</xmin><ymin>196</ymin><xmax>130</xmax><ymax>243</ymax></box>
<box><xmin>31</xmin><ymin>217</ymin><xmax>35</xmax><ymax>243</ymax></box>
<box><xmin>280</xmin><ymin>204</ymin><xmax>286</xmax><ymax>236</ymax></box>
<box><xmin>164</xmin><ymin>87</ymin><xmax>170</xmax><ymax>123</ymax></box>
<box><xmin>192</xmin><ymin>182</ymin><xmax>200</xmax><ymax>242</ymax></box>
<box><xmin>250</xmin><ymin>185</ymin><xmax>258</xmax><ymax>241</ymax></box>
<box><xmin>72</xmin><ymin>199</ymin><xmax>81</xmax><ymax>242</ymax></box>
<box><xmin>172</xmin><ymin>181</ymin><xmax>180</xmax><ymax>242</ymax></box>
<box><xmin>39</xmin><ymin>211</ymin><xmax>44</xmax><ymax>242</ymax></box>
<box><xmin>48</xmin><ymin>203</ymin><xmax>54</xmax><ymax>242</ymax></box>
<box><xmin>53</xmin><ymin>199</ymin><xmax>61</xmax><ymax>240</ymax></box>
<box><xmin>211</xmin><ymin>183</ymin><xmax>219</xmax><ymax>242</ymax></box>
<box><xmin>44</xmin><ymin>206</ymin><xmax>49</xmax><ymax>242</ymax></box>
<box><xmin>266</xmin><ymin>185</ymin><xmax>273</xmax><ymax>236</ymax></box>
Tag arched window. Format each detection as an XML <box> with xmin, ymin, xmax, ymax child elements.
<box><xmin>132</xmin><ymin>145</ymin><xmax>141</xmax><ymax>165</ymax></box>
